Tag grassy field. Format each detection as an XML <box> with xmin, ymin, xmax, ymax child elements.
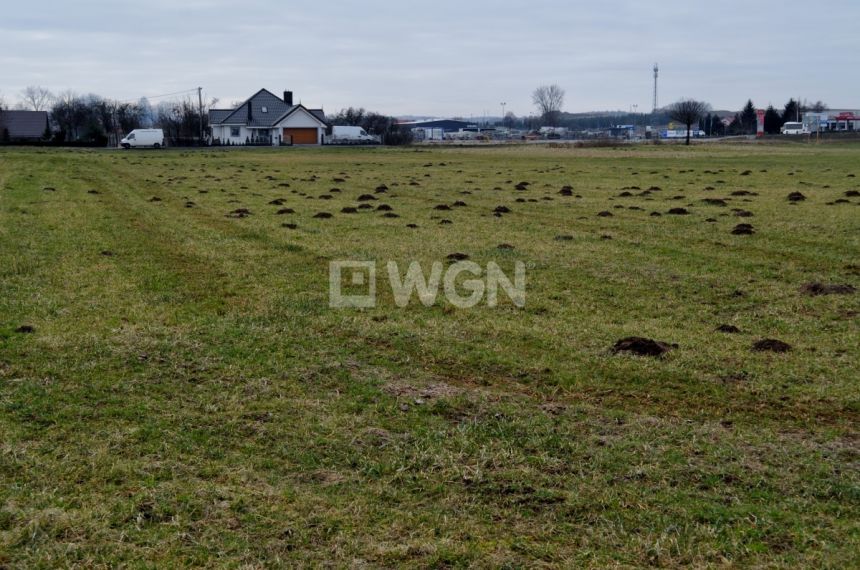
<box><xmin>0</xmin><ymin>142</ymin><xmax>858</xmax><ymax>568</ymax></box>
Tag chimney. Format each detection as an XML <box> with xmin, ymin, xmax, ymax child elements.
<box><xmin>284</xmin><ymin>91</ymin><xmax>293</xmax><ymax>106</ymax></box>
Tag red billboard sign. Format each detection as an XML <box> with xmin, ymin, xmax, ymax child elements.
<box><xmin>756</xmin><ymin>109</ymin><xmax>766</xmax><ymax>137</ymax></box>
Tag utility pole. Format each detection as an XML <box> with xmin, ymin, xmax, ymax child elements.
<box><xmin>500</xmin><ymin>102</ymin><xmax>506</xmax><ymax>125</ymax></box>
<box><xmin>197</xmin><ymin>87</ymin><xmax>204</xmax><ymax>144</ymax></box>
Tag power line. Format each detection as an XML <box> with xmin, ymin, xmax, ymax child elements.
<box><xmin>114</xmin><ymin>87</ymin><xmax>201</xmax><ymax>105</ymax></box>
<box><xmin>140</xmin><ymin>88</ymin><xmax>200</xmax><ymax>101</ymax></box>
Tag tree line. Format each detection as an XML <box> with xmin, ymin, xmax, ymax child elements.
<box><xmin>327</xmin><ymin>107</ymin><xmax>413</xmax><ymax>145</ymax></box>
<box><xmin>2</xmin><ymin>86</ymin><xmax>215</xmax><ymax>145</ymax></box>
<box><xmin>3</xmin><ymin>86</ymin><xmax>414</xmax><ymax>145</ymax></box>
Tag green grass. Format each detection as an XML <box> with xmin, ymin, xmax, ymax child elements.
<box><xmin>0</xmin><ymin>142</ymin><xmax>858</xmax><ymax>568</ymax></box>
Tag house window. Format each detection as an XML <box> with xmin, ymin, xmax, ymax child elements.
<box><xmin>230</xmin><ymin>127</ymin><xmax>240</xmax><ymax>137</ymax></box>
<box><xmin>261</xmin><ymin>106</ymin><xmax>268</xmax><ymax>113</ymax></box>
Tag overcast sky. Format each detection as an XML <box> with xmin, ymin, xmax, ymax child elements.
<box><xmin>2</xmin><ymin>0</ymin><xmax>858</xmax><ymax>117</ymax></box>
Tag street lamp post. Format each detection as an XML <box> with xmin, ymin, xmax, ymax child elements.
<box><xmin>500</xmin><ymin>102</ymin><xmax>506</xmax><ymax>126</ymax></box>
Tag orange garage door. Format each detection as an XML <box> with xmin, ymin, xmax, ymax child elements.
<box><xmin>283</xmin><ymin>128</ymin><xmax>318</xmax><ymax>145</ymax></box>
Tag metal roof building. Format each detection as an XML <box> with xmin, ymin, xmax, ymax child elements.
<box><xmin>0</xmin><ymin>110</ymin><xmax>49</xmax><ymax>140</ymax></box>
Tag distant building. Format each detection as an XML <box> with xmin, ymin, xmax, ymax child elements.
<box><xmin>209</xmin><ymin>89</ymin><xmax>328</xmax><ymax>146</ymax></box>
<box><xmin>803</xmin><ymin>111</ymin><xmax>860</xmax><ymax>132</ymax></box>
<box><xmin>608</xmin><ymin>125</ymin><xmax>634</xmax><ymax>139</ymax></box>
<box><xmin>397</xmin><ymin>119</ymin><xmax>477</xmax><ymax>133</ymax></box>
<box><xmin>0</xmin><ymin>110</ymin><xmax>49</xmax><ymax>141</ymax></box>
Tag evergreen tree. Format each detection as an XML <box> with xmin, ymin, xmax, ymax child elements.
<box><xmin>782</xmin><ymin>99</ymin><xmax>799</xmax><ymax>124</ymax></box>
<box><xmin>764</xmin><ymin>106</ymin><xmax>782</xmax><ymax>134</ymax></box>
<box><xmin>740</xmin><ymin>100</ymin><xmax>757</xmax><ymax>134</ymax></box>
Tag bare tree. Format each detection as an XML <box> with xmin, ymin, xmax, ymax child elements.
<box><xmin>21</xmin><ymin>86</ymin><xmax>55</xmax><ymax>111</ymax></box>
<box><xmin>799</xmin><ymin>99</ymin><xmax>828</xmax><ymax>113</ymax></box>
<box><xmin>0</xmin><ymin>91</ymin><xmax>6</xmax><ymax>110</ymax></box>
<box><xmin>668</xmin><ymin>99</ymin><xmax>711</xmax><ymax>145</ymax></box>
<box><xmin>532</xmin><ymin>85</ymin><xmax>565</xmax><ymax>126</ymax></box>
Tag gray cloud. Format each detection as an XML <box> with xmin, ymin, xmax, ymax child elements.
<box><xmin>2</xmin><ymin>0</ymin><xmax>857</xmax><ymax>116</ymax></box>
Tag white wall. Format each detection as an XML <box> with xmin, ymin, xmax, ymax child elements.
<box><xmin>276</xmin><ymin>108</ymin><xmax>325</xmax><ymax>144</ymax></box>
<box><xmin>214</xmin><ymin>108</ymin><xmax>325</xmax><ymax>145</ymax></box>
<box><xmin>215</xmin><ymin>125</ymin><xmax>250</xmax><ymax>144</ymax></box>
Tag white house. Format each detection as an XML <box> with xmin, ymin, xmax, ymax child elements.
<box><xmin>209</xmin><ymin>89</ymin><xmax>328</xmax><ymax>146</ymax></box>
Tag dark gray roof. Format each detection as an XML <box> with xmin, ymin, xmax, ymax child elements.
<box><xmin>208</xmin><ymin>109</ymin><xmax>233</xmax><ymax>125</ymax></box>
<box><xmin>219</xmin><ymin>89</ymin><xmax>292</xmax><ymax>127</ymax></box>
<box><xmin>0</xmin><ymin>110</ymin><xmax>48</xmax><ymax>139</ymax></box>
<box><xmin>308</xmin><ymin>109</ymin><xmax>329</xmax><ymax>125</ymax></box>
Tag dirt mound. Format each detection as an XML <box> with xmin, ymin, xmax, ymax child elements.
<box><xmin>434</xmin><ymin>204</ymin><xmax>452</xmax><ymax>211</ymax></box>
<box><xmin>357</xmin><ymin>204</ymin><xmax>373</xmax><ymax>210</ymax></box>
<box><xmin>787</xmin><ymin>192</ymin><xmax>806</xmax><ymax>202</ymax></box>
<box><xmin>357</xmin><ymin>194</ymin><xmax>376</xmax><ymax>201</ymax></box>
<box><xmin>844</xmin><ymin>190</ymin><xmax>860</xmax><ymax>197</ymax></box>
<box><xmin>268</xmin><ymin>198</ymin><xmax>286</xmax><ymax>205</ymax></box>
<box><xmin>148</xmin><ymin>196</ymin><xmax>162</xmax><ymax>202</ymax></box>
<box><xmin>559</xmin><ymin>186</ymin><xmax>573</xmax><ymax>196</ymax></box>
<box><xmin>733</xmin><ymin>209</ymin><xmax>754</xmax><ymax>217</ymax></box>
<box><xmin>313</xmin><ymin>212</ymin><xmax>333</xmax><ymax>219</ymax></box>
<box><xmin>650</xmin><ymin>212</ymin><xmax>662</xmax><ymax>217</ymax></box>
<box><xmin>597</xmin><ymin>210</ymin><xmax>613</xmax><ymax>217</ymax></box>
<box><xmin>494</xmin><ymin>205</ymin><xmax>511</xmax><ymax>214</ymax></box>
<box><xmin>87</xmin><ymin>189</ymin><xmax>100</xmax><ymax>194</ymax></box>
<box><xmin>100</xmin><ymin>250</ymin><xmax>114</xmax><ymax>256</ymax></box>
<box><xmin>701</xmin><ymin>198</ymin><xmax>727</xmax><ymax>206</ymax></box>
<box><xmin>406</xmin><ymin>223</ymin><xmax>418</xmax><ymax>228</ymax></box>
<box><xmin>376</xmin><ymin>204</ymin><xmax>393</xmax><ymax>211</ymax></box>
<box><xmin>554</xmin><ymin>235</ymin><xmax>573</xmax><ymax>241</ymax></box>
<box><xmin>497</xmin><ymin>243</ymin><xmax>515</xmax><ymax>250</ymax></box>
<box><xmin>752</xmin><ymin>339</ymin><xmax>792</xmax><ymax>353</ymax></box>
<box><xmin>282</xmin><ymin>223</ymin><xmax>298</xmax><ymax>229</ymax></box>
<box><xmin>731</xmin><ymin>223</ymin><xmax>755</xmax><ymax>235</ymax></box>
<box><xmin>14</xmin><ymin>325</ymin><xmax>35</xmax><ymax>334</ymax></box>
<box><xmin>375</xmin><ymin>184</ymin><xmax>388</xmax><ymax>192</ymax></box>
<box><xmin>276</xmin><ymin>208</ymin><xmax>295</xmax><ymax>214</ymax></box>
<box><xmin>382</xmin><ymin>212</ymin><xmax>400</xmax><ymax>218</ymax></box>
<box><xmin>341</xmin><ymin>207</ymin><xmax>358</xmax><ymax>214</ymax></box>
<box><xmin>184</xmin><ymin>201</ymin><xmax>195</xmax><ymax>208</ymax></box>
<box><xmin>612</xmin><ymin>337</ymin><xmax>675</xmax><ymax>357</ymax></box>
<box><xmin>800</xmin><ymin>283</ymin><xmax>856</xmax><ymax>296</ymax></box>
<box><xmin>226</xmin><ymin>208</ymin><xmax>251</xmax><ymax>218</ymax></box>
<box><xmin>439</xmin><ymin>219</ymin><xmax>452</xmax><ymax>225</ymax></box>
<box><xmin>446</xmin><ymin>252</ymin><xmax>469</xmax><ymax>261</ymax></box>
<box><xmin>716</xmin><ymin>324</ymin><xmax>741</xmax><ymax>333</ymax></box>
<box><xmin>667</xmin><ymin>208</ymin><xmax>689</xmax><ymax>215</ymax></box>
<box><xmin>383</xmin><ymin>381</ymin><xmax>461</xmax><ymax>401</ymax></box>
<box><xmin>730</xmin><ymin>190</ymin><xmax>757</xmax><ymax>196</ymax></box>
<box><xmin>452</xmin><ymin>201</ymin><xmax>467</xmax><ymax>207</ymax></box>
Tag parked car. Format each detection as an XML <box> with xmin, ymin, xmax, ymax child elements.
<box><xmin>121</xmin><ymin>129</ymin><xmax>165</xmax><ymax>149</ymax></box>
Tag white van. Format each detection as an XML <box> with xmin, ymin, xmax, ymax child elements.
<box><xmin>781</xmin><ymin>122</ymin><xmax>808</xmax><ymax>135</ymax></box>
<box><xmin>330</xmin><ymin>126</ymin><xmax>379</xmax><ymax>144</ymax></box>
<box><xmin>121</xmin><ymin>129</ymin><xmax>165</xmax><ymax>148</ymax></box>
